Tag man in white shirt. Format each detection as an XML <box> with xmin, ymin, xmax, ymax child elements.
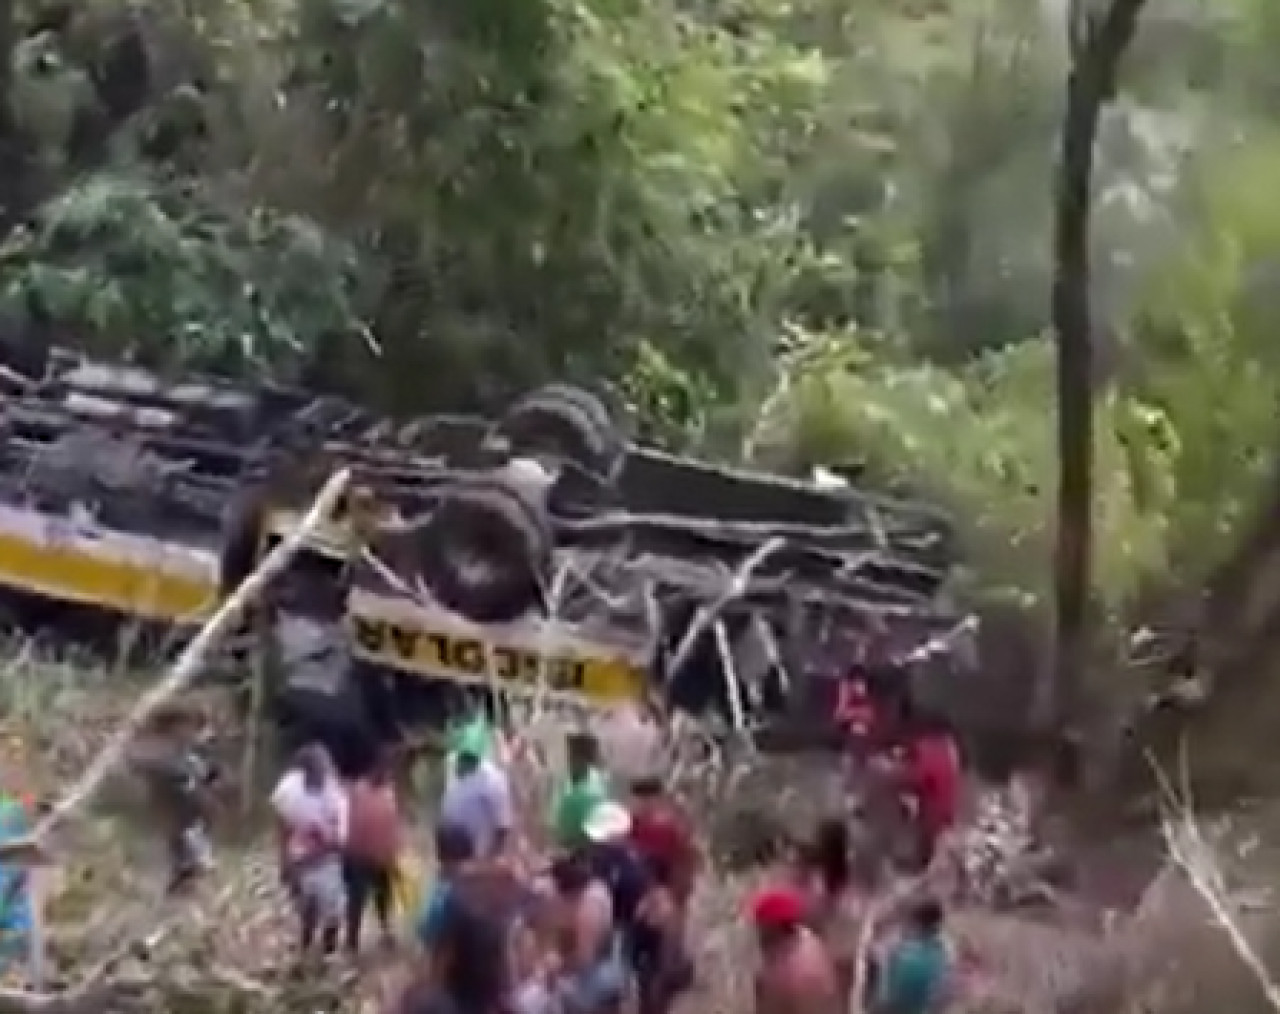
<box><xmin>439</xmin><ymin>722</ymin><xmax>513</xmax><ymax>858</ymax></box>
<box><xmin>270</xmin><ymin>744</ymin><xmax>350</xmax><ymax>954</ymax></box>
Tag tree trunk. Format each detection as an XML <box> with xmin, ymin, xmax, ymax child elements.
<box><xmin>0</xmin><ymin>0</ymin><xmax>29</xmax><ymax>232</ymax></box>
<box><xmin>1042</xmin><ymin>0</ymin><xmax>1147</xmax><ymax>729</ymax></box>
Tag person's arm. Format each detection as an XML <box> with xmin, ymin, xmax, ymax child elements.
<box><xmin>487</xmin><ymin>768</ymin><xmax>515</xmax><ymax>854</ymax></box>
<box><xmin>268</xmin><ymin>772</ymin><xmax>297</xmax><ymax>819</ymax></box>
<box><xmin>269</xmin><ymin>776</ymin><xmax>300</xmax><ymax>869</ymax></box>
<box><xmin>877</xmin><ymin>942</ymin><xmax>921</xmax><ymax>1012</ymax></box>
<box><xmin>331</xmin><ymin>785</ymin><xmax>351</xmax><ymax>849</ymax></box>
<box><xmin>638</xmin><ymin>885</ymin><xmax>675</xmax><ymax>934</ymax></box>
<box><xmin>550</xmin><ymin>783</ymin><xmax>575</xmax><ymax>847</ymax></box>
<box><xmin>570</xmin><ymin>885</ymin><xmax>612</xmax><ymax>971</ymax></box>
<box><xmin>754</xmin><ymin>968</ymin><xmax>785</xmax><ymax>1014</ymax></box>
<box><xmin>0</xmin><ymin>839</ymin><xmax>46</xmax><ymax>866</ymax></box>
<box><xmin>415</xmin><ymin>884</ymin><xmax>451</xmax><ymax>950</ymax></box>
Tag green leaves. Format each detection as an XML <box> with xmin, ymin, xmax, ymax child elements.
<box><xmin>0</xmin><ymin>174</ymin><xmax>368</xmax><ymax>376</ymax></box>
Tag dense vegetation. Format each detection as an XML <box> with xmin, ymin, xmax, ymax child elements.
<box><xmin>3</xmin><ymin>0</ymin><xmax>1280</xmax><ymax>779</ymax></box>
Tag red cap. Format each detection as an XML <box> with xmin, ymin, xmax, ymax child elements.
<box><xmin>747</xmin><ymin>885</ymin><xmax>807</xmax><ymax>928</ymax></box>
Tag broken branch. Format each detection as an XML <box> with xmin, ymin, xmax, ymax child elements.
<box><xmin>29</xmin><ymin>469</ymin><xmax>352</xmax><ymax>845</ymax></box>
<box><xmin>666</xmin><ymin>537</ymin><xmax>786</xmax><ymax>681</ymax></box>
<box><xmin>1150</xmin><ymin>752</ymin><xmax>1280</xmax><ymax>1013</ymax></box>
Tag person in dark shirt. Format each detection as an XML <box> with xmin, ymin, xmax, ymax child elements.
<box><xmin>133</xmin><ymin>705</ymin><xmax>219</xmax><ymax>893</ymax></box>
<box><xmin>395</xmin><ymin>887</ymin><xmax>511</xmax><ymax>1014</ymax></box>
<box><xmin>631</xmin><ymin>855</ymin><xmax>694</xmax><ymax>1014</ymax></box>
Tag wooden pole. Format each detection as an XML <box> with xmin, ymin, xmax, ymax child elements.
<box><xmin>0</xmin><ymin>470</ymin><xmax>352</xmax><ymax>1014</ymax></box>
<box><xmin>28</xmin><ymin>469</ymin><xmax>352</xmax><ymax>846</ymax></box>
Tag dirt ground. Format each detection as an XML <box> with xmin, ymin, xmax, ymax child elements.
<box><xmin>1</xmin><ymin>653</ymin><xmax>1276</xmax><ymax>1014</ymax></box>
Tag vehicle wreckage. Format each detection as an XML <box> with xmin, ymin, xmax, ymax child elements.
<box><xmin>0</xmin><ymin>349</ymin><xmax>971</xmax><ymax>746</ymax></box>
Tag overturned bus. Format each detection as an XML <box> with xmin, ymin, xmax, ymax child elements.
<box><xmin>0</xmin><ymin>351</ymin><xmax>965</xmax><ymax>752</ymax></box>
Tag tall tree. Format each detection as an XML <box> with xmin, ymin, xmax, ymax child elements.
<box><xmin>0</xmin><ymin>0</ymin><xmax>23</xmax><ymax>231</ymax></box>
<box><xmin>1045</xmin><ymin>0</ymin><xmax>1148</xmax><ymax>728</ymax></box>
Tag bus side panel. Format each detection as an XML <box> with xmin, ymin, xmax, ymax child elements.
<box><xmin>0</xmin><ymin>531</ymin><xmax>215</xmax><ymax>623</ymax></box>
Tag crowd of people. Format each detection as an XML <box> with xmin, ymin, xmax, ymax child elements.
<box><xmin>115</xmin><ymin>665</ymin><xmax>969</xmax><ymax>1014</ymax></box>
<box><xmin>255</xmin><ymin>684</ymin><xmax>965</xmax><ymax>1014</ymax></box>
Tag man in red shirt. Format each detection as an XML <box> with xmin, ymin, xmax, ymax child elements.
<box><xmin>899</xmin><ymin>712</ymin><xmax>962</xmax><ymax>869</ymax></box>
<box><xmin>628</xmin><ymin>776</ymin><xmax>698</xmax><ymax>907</ymax></box>
<box><xmin>835</xmin><ymin>672</ymin><xmax>879</xmax><ymax>758</ymax></box>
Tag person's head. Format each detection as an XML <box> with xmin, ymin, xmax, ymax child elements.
<box><xmin>805</xmin><ymin>816</ymin><xmax>851</xmax><ymax>895</ymax></box>
<box><xmin>149</xmin><ymin>704</ymin><xmax>204</xmax><ymax>742</ymax></box>
<box><xmin>566</xmin><ymin>731</ymin><xmax>599</xmax><ymax>781</ymax></box>
<box><xmin>366</xmin><ymin>747</ymin><xmax>394</xmax><ymax>787</ymax></box>
<box><xmin>436</xmin><ymin>821</ymin><xmax>475</xmax><ymax>876</ymax></box>
<box><xmin>630</xmin><ymin>774</ymin><xmax>664</xmax><ymax>803</ymax></box>
<box><xmin>295</xmin><ymin>743</ymin><xmax>333</xmax><ymax>790</ymax></box>
<box><xmin>452</xmin><ymin>722</ymin><xmax>488</xmax><ymax>777</ymax></box>
<box><xmin>549</xmin><ymin>850</ymin><xmax>594</xmax><ymax>896</ymax></box>
<box><xmin>905</xmin><ymin>896</ymin><xmax>945</xmax><ymax>939</ymax></box>
<box><xmin>431</xmin><ymin>888</ymin><xmax>510</xmax><ymax>1011</ymax></box>
<box><xmin>748</xmin><ymin>885</ymin><xmax>806</xmax><ymax>952</ymax></box>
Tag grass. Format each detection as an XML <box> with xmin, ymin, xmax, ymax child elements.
<box><xmin>3</xmin><ymin>642</ymin><xmax>1280</xmax><ymax>1013</ymax></box>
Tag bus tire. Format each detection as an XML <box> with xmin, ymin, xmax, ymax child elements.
<box><xmin>494</xmin><ymin>385</ymin><xmax>621</xmax><ymax>479</ymax></box>
<box><xmin>416</xmin><ymin>474</ymin><xmax>553</xmax><ymax>623</ymax></box>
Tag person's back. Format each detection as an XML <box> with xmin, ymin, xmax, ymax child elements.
<box><xmin>751</xmin><ymin>885</ymin><xmax>841</xmax><ymax>1014</ymax></box>
<box><xmin>877</xmin><ymin>898</ymin><xmax>951</xmax><ymax>1014</ymax></box>
<box><xmin>403</xmin><ymin>887</ymin><xmax>511</xmax><ymax>1014</ymax></box>
<box><xmin>628</xmin><ymin>778</ymin><xmax>696</xmax><ymax>905</ymax></box>
<box><xmin>773</xmin><ymin>931</ymin><xmax>841</xmax><ymax>1014</ymax></box>
<box><xmin>900</xmin><ymin>717</ymin><xmax>961</xmax><ymax>869</ymax></box>
<box><xmin>554</xmin><ymin>733</ymin><xmax>608</xmax><ymax>849</ymax></box>
<box><xmin>880</xmin><ymin>937</ymin><xmax>948</xmax><ymax>1014</ymax></box>
<box><xmin>549</xmin><ymin>853</ymin><xmax>625</xmax><ymax>1014</ymax></box>
<box><xmin>593</xmin><ymin>839</ymin><xmax>650</xmax><ymax>936</ymax></box>
<box><xmin>346</xmin><ymin>776</ymin><xmax>401</xmax><ymax>865</ymax></box>
<box><xmin>0</xmin><ymin>795</ymin><xmax>31</xmax><ymax>969</ymax></box>
<box><xmin>441</xmin><ymin>734</ymin><xmax>512</xmax><ymax>858</ymax></box>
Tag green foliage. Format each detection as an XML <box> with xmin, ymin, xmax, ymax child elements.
<box><xmin>752</xmin><ymin>334</ymin><xmax>1171</xmax><ymax>614</ymax></box>
<box><xmin>213</xmin><ymin>0</ymin><xmax>830</xmax><ymax>410</ymax></box>
<box><xmin>0</xmin><ymin>174</ymin><xmax>369</xmax><ymax>374</ymax></box>
<box><xmin>4</xmin><ymin>0</ymin><xmax>1280</xmax><ymax>669</ymax></box>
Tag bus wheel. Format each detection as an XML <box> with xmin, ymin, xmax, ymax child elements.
<box><xmin>415</xmin><ymin>474</ymin><xmax>553</xmax><ymax>623</ymax></box>
<box><xmin>492</xmin><ymin>384</ymin><xmax>622</xmax><ymax>479</ymax></box>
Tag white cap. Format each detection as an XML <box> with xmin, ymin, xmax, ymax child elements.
<box><xmin>582</xmin><ymin>800</ymin><xmax>633</xmax><ymax>843</ymax></box>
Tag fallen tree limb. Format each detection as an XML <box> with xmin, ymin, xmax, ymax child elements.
<box><xmin>0</xmin><ymin>980</ymin><xmax>139</xmax><ymax>1014</ymax></box>
<box><xmin>1150</xmin><ymin>752</ymin><xmax>1280</xmax><ymax>1013</ymax></box>
<box><xmin>28</xmin><ymin>468</ymin><xmax>351</xmax><ymax>845</ymax></box>
<box><xmin>0</xmin><ymin>473</ymin><xmax>349</xmax><ymax>1011</ymax></box>
<box><xmin>666</xmin><ymin>537</ymin><xmax>786</xmax><ymax>681</ymax></box>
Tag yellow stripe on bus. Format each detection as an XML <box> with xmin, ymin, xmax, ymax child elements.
<box><xmin>349</xmin><ymin>614</ymin><xmax>645</xmax><ymax>704</ymax></box>
<box><xmin>0</xmin><ymin>529</ymin><xmax>649</xmax><ymax>706</ymax></box>
<box><xmin>0</xmin><ymin>533</ymin><xmax>216</xmax><ymax>622</ymax></box>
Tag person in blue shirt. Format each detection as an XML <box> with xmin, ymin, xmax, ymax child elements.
<box><xmin>416</xmin><ymin>822</ymin><xmax>475</xmax><ymax>949</ymax></box>
<box><xmin>876</xmin><ymin>896</ymin><xmax>952</xmax><ymax>1014</ymax></box>
<box><xmin>0</xmin><ymin>793</ymin><xmax>33</xmax><ymax>981</ymax></box>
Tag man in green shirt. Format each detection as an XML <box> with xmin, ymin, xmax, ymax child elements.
<box><xmin>445</xmin><ymin>714</ymin><xmax>494</xmax><ymax>774</ymax></box>
<box><xmin>552</xmin><ymin>732</ymin><xmax>609</xmax><ymax>849</ymax></box>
